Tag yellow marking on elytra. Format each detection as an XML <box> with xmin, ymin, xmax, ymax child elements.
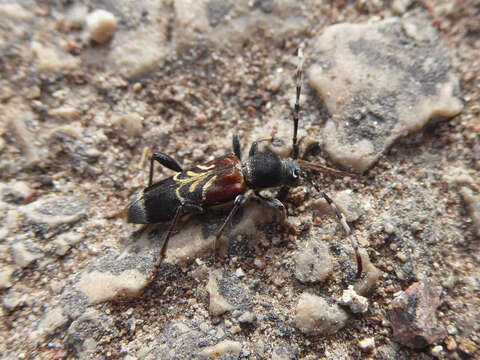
<box><xmin>197</xmin><ymin>164</ymin><xmax>215</xmax><ymax>171</ymax></box>
<box><xmin>202</xmin><ymin>174</ymin><xmax>218</xmax><ymax>199</ymax></box>
<box><xmin>174</xmin><ymin>169</ymin><xmax>215</xmax><ymax>201</ymax></box>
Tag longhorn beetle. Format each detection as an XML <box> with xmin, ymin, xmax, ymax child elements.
<box><xmin>126</xmin><ymin>47</ymin><xmax>363</xmax><ymax>279</ymax></box>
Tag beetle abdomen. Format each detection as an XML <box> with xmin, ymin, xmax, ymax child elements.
<box><xmin>126</xmin><ymin>178</ymin><xmax>181</xmax><ymax>224</ymax></box>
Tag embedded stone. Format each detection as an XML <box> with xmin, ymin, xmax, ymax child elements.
<box><xmin>308</xmin><ymin>18</ymin><xmax>463</xmax><ymax>172</ymax></box>
<box><xmin>389</xmin><ymin>278</ymin><xmax>443</xmax><ymax>348</ymax></box>
<box><xmin>294</xmin><ymin>292</ymin><xmax>349</xmax><ymax>335</ymax></box>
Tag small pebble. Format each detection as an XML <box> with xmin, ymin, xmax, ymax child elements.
<box><xmin>445</xmin><ymin>336</ymin><xmax>457</xmax><ymax>351</ymax></box>
<box><xmin>197</xmin><ymin>340</ymin><xmax>242</xmax><ymax>358</ymax></box>
<box><xmin>446</xmin><ymin>325</ymin><xmax>457</xmax><ymax>336</ymax></box>
<box><xmin>11</xmin><ymin>242</ymin><xmax>41</xmax><ymax>268</ymax></box>
<box><xmin>358</xmin><ymin>337</ymin><xmax>375</xmax><ymax>351</ymax></box>
<box><xmin>76</xmin><ymin>268</ymin><xmax>149</xmax><ymax>304</ymax></box>
<box><xmin>192</xmin><ymin>148</ymin><xmax>205</xmax><ymax>161</ymax></box>
<box><xmin>86</xmin><ymin>9</ymin><xmax>118</xmax><ymax>44</ymax></box>
<box><xmin>389</xmin><ymin>279</ymin><xmax>441</xmax><ymax>349</ymax></box>
<box><xmin>384</xmin><ymin>221</ymin><xmax>395</xmax><ymax>234</ymax></box>
<box><xmin>339</xmin><ymin>285</ymin><xmax>369</xmax><ymax>313</ymax></box>
<box><xmin>112</xmin><ymin>113</ymin><xmax>143</xmax><ymax>137</ymax></box>
<box><xmin>253</xmin><ymin>257</ymin><xmax>265</xmax><ymax>269</ymax></box>
<box><xmin>295</xmin><ymin>238</ymin><xmax>333</xmax><ymax>283</ymax></box>
<box><xmin>238</xmin><ymin>311</ymin><xmax>256</xmax><ymax>324</ymax></box>
<box><xmin>431</xmin><ymin>345</ymin><xmax>443</xmax><ymax>358</ymax></box>
<box><xmin>0</xmin><ymin>266</ymin><xmax>14</xmax><ymax>289</ymax></box>
<box><xmin>294</xmin><ymin>292</ymin><xmax>349</xmax><ymax>335</ymax></box>
<box><xmin>235</xmin><ymin>267</ymin><xmax>245</xmax><ymax>278</ymax></box>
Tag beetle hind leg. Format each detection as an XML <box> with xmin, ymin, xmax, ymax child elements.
<box><xmin>148</xmin><ymin>202</ymin><xmax>203</xmax><ymax>283</ymax></box>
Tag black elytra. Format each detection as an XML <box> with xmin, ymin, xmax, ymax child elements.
<box><xmin>125</xmin><ymin>45</ymin><xmax>363</xmax><ymax>281</ymax></box>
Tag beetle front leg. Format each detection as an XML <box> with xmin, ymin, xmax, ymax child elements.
<box><xmin>232</xmin><ymin>134</ymin><xmax>242</xmax><ymax>160</ymax></box>
<box><xmin>255</xmin><ymin>191</ymin><xmax>287</xmax><ymax>222</ymax></box>
<box><xmin>255</xmin><ymin>191</ymin><xmax>299</xmax><ymax>234</ymax></box>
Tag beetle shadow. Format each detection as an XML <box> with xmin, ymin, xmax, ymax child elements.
<box><xmin>122</xmin><ymin>200</ymin><xmax>279</xmax><ymax>266</ymax></box>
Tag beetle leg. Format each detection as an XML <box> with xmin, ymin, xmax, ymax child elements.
<box><xmin>248</xmin><ymin>137</ymin><xmax>274</xmax><ymax>157</ymax></box>
<box><xmin>276</xmin><ymin>186</ymin><xmax>290</xmax><ymax>201</ymax></box>
<box><xmin>232</xmin><ymin>134</ymin><xmax>242</xmax><ymax>161</ymax></box>
<box><xmin>254</xmin><ymin>191</ymin><xmax>287</xmax><ymax>223</ymax></box>
<box><xmin>248</xmin><ymin>142</ymin><xmax>258</xmax><ymax>157</ymax></box>
<box><xmin>303</xmin><ymin>175</ymin><xmax>363</xmax><ymax>279</ymax></box>
<box><xmin>149</xmin><ymin>152</ymin><xmax>184</xmax><ymax>186</ymax></box>
<box><xmin>255</xmin><ymin>191</ymin><xmax>300</xmax><ymax>234</ymax></box>
<box><xmin>148</xmin><ymin>204</ymin><xmax>183</xmax><ymax>282</ymax></box>
<box><xmin>214</xmin><ymin>194</ymin><xmax>246</xmax><ymax>259</ymax></box>
<box><xmin>149</xmin><ymin>202</ymin><xmax>203</xmax><ymax>282</ymax></box>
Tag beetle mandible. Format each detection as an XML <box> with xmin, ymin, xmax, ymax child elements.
<box><xmin>126</xmin><ymin>47</ymin><xmax>363</xmax><ymax>280</ymax></box>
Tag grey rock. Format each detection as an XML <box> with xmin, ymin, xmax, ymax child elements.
<box><xmin>271</xmin><ymin>341</ymin><xmax>299</xmax><ymax>360</ymax></box>
<box><xmin>174</xmin><ymin>0</ymin><xmax>307</xmax><ymax>50</ymax></box>
<box><xmin>21</xmin><ymin>195</ymin><xmax>88</xmax><ymax>227</ymax></box>
<box><xmin>308</xmin><ymin>18</ymin><xmax>463</xmax><ymax>172</ymax></box>
<box><xmin>2</xmin><ymin>291</ymin><xmax>29</xmax><ymax>312</ymax></box>
<box><xmin>294</xmin><ymin>292</ymin><xmax>349</xmax><ymax>335</ymax></box>
<box><xmin>11</xmin><ymin>240</ymin><xmax>41</xmax><ymax>268</ymax></box>
<box><xmin>66</xmin><ymin>309</ymin><xmax>118</xmax><ymax>357</ymax></box>
<box><xmin>1</xmin><ymin>181</ymin><xmax>36</xmax><ymax>204</ymax></box>
<box><xmin>154</xmin><ymin>320</ymin><xmax>239</xmax><ymax>360</ymax></box>
<box><xmin>206</xmin><ymin>269</ymin><xmax>252</xmax><ymax>316</ymax></box>
<box><xmin>295</xmin><ymin>237</ymin><xmax>333</xmax><ymax>283</ymax></box>
<box><xmin>30</xmin><ymin>306</ymin><xmax>69</xmax><ymax>343</ymax></box>
<box><xmin>389</xmin><ymin>278</ymin><xmax>443</xmax><ymax>348</ymax></box>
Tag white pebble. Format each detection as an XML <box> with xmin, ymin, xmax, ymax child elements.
<box><xmin>431</xmin><ymin>345</ymin><xmax>443</xmax><ymax>358</ymax></box>
<box><xmin>86</xmin><ymin>9</ymin><xmax>118</xmax><ymax>44</ymax></box>
<box><xmin>358</xmin><ymin>337</ymin><xmax>375</xmax><ymax>351</ymax></box>
<box><xmin>294</xmin><ymin>292</ymin><xmax>349</xmax><ymax>335</ymax></box>
<box><xmin>339</xmin><ymin>285</ymin><xmax>369</xmax><ymax>313</ymax></box>
<box><xmin>235</xmin><ymin>267</ymin><xmax>245</xmax><ymax>278</ymax></box>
